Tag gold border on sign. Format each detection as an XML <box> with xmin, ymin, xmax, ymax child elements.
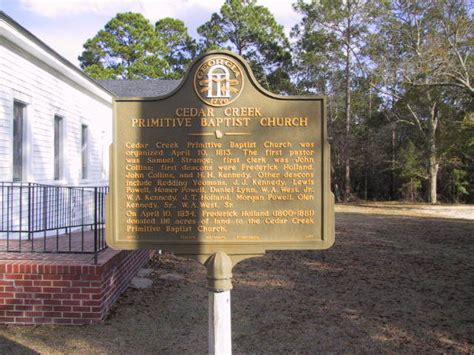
<box><xmin>193</xmin><ymin>55</ymin><xmax>244</xmax><ymax>107</ymax></box>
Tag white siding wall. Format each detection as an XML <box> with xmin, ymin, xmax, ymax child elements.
<box><xmin>0</xmin><ymin>38</ymin><xmax>112</xmax><ymax>186</ymax></box>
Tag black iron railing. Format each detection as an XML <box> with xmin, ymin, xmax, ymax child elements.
<box><xmin>0</xmin><ymin>182</ymin><xmax>108</xmax><ymax>262</ymax></box>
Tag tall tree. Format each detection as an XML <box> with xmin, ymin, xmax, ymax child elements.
<box><xmin>293</xmin><ymin>0</ymin><xmax>377</xmax><ymax>200</ymax></box>
<box><xmin>79</xmin><ymin>13</ymin><xmax>196</xmax><ymax>80</ymax></box>
<box><xmin>197</xmin><ymin>0</ymin><xmax>292</xmax><ymax>93</ymax></box>
<box><xmin>79</xmin><ymin>12</ymin><xmax>168</xmax><ymax>79</ymax></box>
<box><xmin>369</xmin><ymin>0</ymin><xmax>473</xmax><ymax>203</ymax></box>
<box><xmin>401</xmin><ymin>0</ymin><xmax>473</xmax><ymax>97</ymax></box>
<box><xmin>155</xmin><ymin>17</ymin><xmax>197</xmax><ymax>79</ymax></box>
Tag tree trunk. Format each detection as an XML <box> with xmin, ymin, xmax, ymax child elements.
<box><xmin>428</xmin><ymin>102</ymin><xmax>439</xmax><ymax>204</ymax></box>
<box><xmin>344</xmin><ymin>17</ymin><xmax>352</xmax><ymax>201</ymax></box>
<box><xmin>391</xmin><ymin>122</ymin><xmax>396</xmax><ymax>199</ymax></box>
<box><xmin>429</xmin><ymin>150</ymin><xmax>439</xmax><ymax>204</ymax></box>
<box><xmin>429</xmin><ymin>158</ymin><xmax>439</xmax><ymax>204</ymax></box>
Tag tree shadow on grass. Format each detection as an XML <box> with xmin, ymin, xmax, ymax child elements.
<box><xmin>231</xmin><ymin>212</ymin><xmax>474</xmax><ymax>353</ymax></box>
<box><xmin>0</xmin><ymin>335</ymin><xmax>39</xmax><ymax>355</ymax></box>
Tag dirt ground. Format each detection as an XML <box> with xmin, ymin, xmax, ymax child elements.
<box><xmin>0</xmin><ymin>203</ymin><xmax>473</xmax><ymax>354</ymax></box>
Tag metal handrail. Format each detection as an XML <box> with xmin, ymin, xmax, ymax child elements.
<box><xmin>0</xmin><ymin>182</ymin><xmax>108</xmax><ymax>261</ymax></box>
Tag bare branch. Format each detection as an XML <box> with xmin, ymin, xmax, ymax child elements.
<box><xmin>369</xmin><ymin>82</ymin><xmax>402</xmax><ymax>100</ymax></box>
<box><xmin>406</xmin><ymin>104</ymin><xmax>424</xmax><ymax>133</ymax></box>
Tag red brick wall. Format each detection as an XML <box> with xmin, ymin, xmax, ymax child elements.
<box><xmin>0</xmin><ymin>249</ymin><xmax>150</xmax><ymax>325</ymax></box>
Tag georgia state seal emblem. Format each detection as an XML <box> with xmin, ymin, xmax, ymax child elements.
<box><xmin>193</xmin><ymin>56</ymin><xmax>244</xmax><ymax>107</ymax></box>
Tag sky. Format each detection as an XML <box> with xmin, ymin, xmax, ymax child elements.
<box><xmin>0</xmin><ymin>0</ymin><xmax>301</xmax><ymax>67</ymax></box>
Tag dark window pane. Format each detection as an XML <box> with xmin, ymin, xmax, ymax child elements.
<box><xmin>13</xmin><ymin>101</ymin><xmax>26</xmax><ymax>181</ymax></box>
<box><xmin>54</xmin><ymin>116</ymin><xmax>63</xmax><ymax>180</ymax></box>
<box><xmin>81</xmin><ymin>124</ymin><xmax>88</xmax><ymax>179</ymax></box>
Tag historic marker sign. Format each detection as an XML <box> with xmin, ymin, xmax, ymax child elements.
<box><xmin>106</xmin><ymin>51</ymin><xmax>335</xmax><ymax>260</ymax></box>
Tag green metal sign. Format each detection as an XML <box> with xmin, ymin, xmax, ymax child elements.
<box><xmin>106</xmin><ymin>51</ymin><xmax>334</xmax><ymax>262</ymax></box>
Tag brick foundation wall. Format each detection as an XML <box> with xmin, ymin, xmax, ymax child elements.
<box><xmin>0</xmin><ymin>249</ymin><xmax>150</xmax><ymax>325</ymax></box>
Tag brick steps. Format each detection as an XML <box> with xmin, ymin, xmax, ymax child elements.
<box><xmin>0</xmin><ymin>249</ymin><xmax>151</xmax><ymax>324</ymax></box>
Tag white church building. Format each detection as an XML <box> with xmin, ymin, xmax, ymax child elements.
<box><xmin>0</xmin><ymin>11</ymin><xmax>179</xmax><ymax>245</ymax></box>
<box><xmin>0</xmin><ymin>11</ymin><xmax>113</xmax><ymax>243</ymax></box>
<box><xmin>0</xmin><ymin>11</ymin><xmax>113</xmax><ymax>186</ymax></box>
<box><xmin>0</xmin><ymin>15</ymin><xmax>157</xmax><ymax>327</ymax></box>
